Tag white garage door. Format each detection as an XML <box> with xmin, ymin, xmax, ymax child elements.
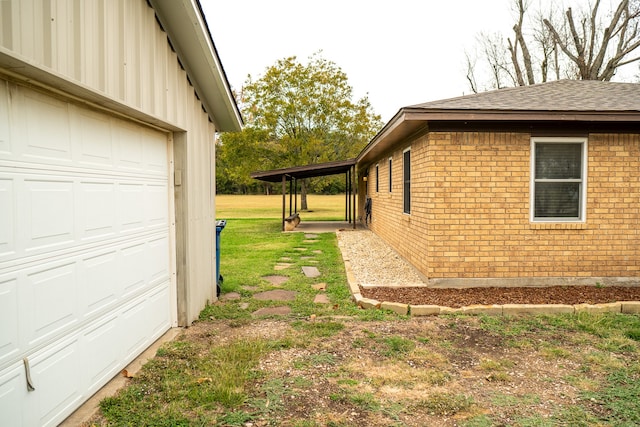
<box><xmin>0</xmin><ymin>81</ymin><xmax>173</xmax><ymax>426</ymax></box>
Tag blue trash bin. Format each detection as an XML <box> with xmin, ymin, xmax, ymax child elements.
<box><xmin>215</xmin><ymin>219</ymin><xmax>227</xmax><ymax>297</ymax></box>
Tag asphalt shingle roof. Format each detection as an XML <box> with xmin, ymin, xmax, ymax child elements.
<box><xmin>408</xmin><ymin>80</ymin><xmax>640</xmax><ymax>112</ymax></box>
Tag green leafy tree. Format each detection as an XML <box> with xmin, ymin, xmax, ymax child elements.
<box><xmin>216</xmin><ymin>127</ymin><xmax>276</xmax><ymax>194</ymax></box>
<box><xmin>218</xmin><ymin>53</ymin><xmax>382</xmax><ymax>208</ymax></box>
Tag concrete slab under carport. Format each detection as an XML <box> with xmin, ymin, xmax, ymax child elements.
<box><xmin>288</xmin><ymin>221</ymin><xmax>363</xmax><ymax>233</ymax></box>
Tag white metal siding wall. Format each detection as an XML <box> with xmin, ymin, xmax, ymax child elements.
<box><xmin>0</xmin><ymin>0</ymin><xmax>184</xmax><ymax>127</ymax></box>
<box><xmin>0</xmin><ymin>81</ymin><xmax>172</xmax><ymax>426</ymax></box>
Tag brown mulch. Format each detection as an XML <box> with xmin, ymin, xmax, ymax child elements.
<box><xmin>360</xmin><ymin>285</ymin><xmax>640</xmax><ymax>308</ymax></box>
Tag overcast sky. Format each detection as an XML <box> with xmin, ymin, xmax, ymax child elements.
<box><xmin>202</xmin><ymin>0</ymin><xmax>635</xmax><ymax>123</ymax></box>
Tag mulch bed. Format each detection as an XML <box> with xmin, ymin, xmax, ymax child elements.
<box><xmin>359</xmin><ymin>285</ymin><xmax>640</xmax><ymax>308</ymax></box>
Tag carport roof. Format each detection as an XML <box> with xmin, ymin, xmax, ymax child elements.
<box><xmin>250</xmin><ymin>158</ymin><xmax>356</xmax><ymax>182</ymax></box>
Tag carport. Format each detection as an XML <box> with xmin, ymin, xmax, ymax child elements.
<box><xmin>250</xmin><ymin>159</ymin><xmax>357</xmax><ymax>231</ymax></box>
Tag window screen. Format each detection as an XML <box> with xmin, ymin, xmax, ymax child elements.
<box><xmin>533</xmin><ymin>142</ymin><xmax>584</xmax><ymax>219</ymax></box>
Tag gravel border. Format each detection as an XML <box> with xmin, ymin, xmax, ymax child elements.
<box><xmin>336</xmin><ymin>229</ymin><xmax>426</xmax><ymax>287</ymax></box>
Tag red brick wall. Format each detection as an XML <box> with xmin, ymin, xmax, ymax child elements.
<box><xmin>365</xmin><ymin>131</ymin><xmax>640</xmax><ymax>282</ymax></box>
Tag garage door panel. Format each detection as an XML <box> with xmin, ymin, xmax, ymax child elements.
<box><xmin>118</xmin><ymin>183</ymin><xmax>145</xmax><ymax>231</ymax></box>
<box><xmin>147</xmin><ymin>284</ymin><xmax>171</xmax><ymax>340</ymax></box>
<box><xmin>83</xmin><ymin>315</ymin><xmax>120</xmax><ymax>393</ymax></box>
<box><xmin>143</xmin><ymin>128</ymin><xmax>169</xmax><ymax>174</ymax></box>
<box><xmin>0</xmin><ymin>364</ymin><xmax>26</xmax><ymax>427</ymax></box>
<box><xmin>120</xmin><ymin>241</ymin><xmax>147</xmax><ymax>297</ymax></box>
<box><xmin>29</xmin><ymin>337</ymin><xmax>83</xmax><ymax>427</ymax></box>
<box><xmin>23</xmin><ymin>91</ymin><xmax>72</xmax><ymax>163</ymax></box>
<box><xmin>0</xmin><ymin>172</ymin><xmax>168</xmax><ymax>265</ymax></box>
<box><xmin>75</xmin><ymin>108</ymin><xmax>114</xmax><ymax>168</ymax></box>
<box><xmin>120</xmin><ymin>284</ymin><xmax>171</xmax><ymax>363</ymax></box>
<box><xmin>148</xmin><ymin>235</ymin><xmax>170</xmax><ymax>284</ymax></box>
<box><xmin>120</xmin><ymin>298</ymin><xmax>151</xmax><ymax>361</ymax></box>
<box><xmin>81</xmin><ymin>250</ymin><xmax>119</xmax><ymax>317</ymax></box>
<box><xmin>0</xmin><ymin>82</ymin><xmax>173</xmax><ymax>426</ymax></box>
<box><xmin>25</xmin><ymin>179</ymin><xmax>75</xmax><ymax>251</ymax></box>
<box><xmin>0</xmin><ymin>178</ymin><xmax>14</xmax><ymax>257</ymax></box>
<box><xmin>0</xmin><ymin>278</ymin><xmax>19</xmax><ymax>366</ymax></box>
<box><xmin>115</xmin><ymin>122</ymin><xmax>144</xmax><ymax>171</ymax></box>
<box><xmin>146</xmin><ymin>182</ymin><xmax>169</xmax><ymax>227</ymax></box>
<box><xmin>27</xmin><ymin>262</ymin><xmax>78</xmax><ymax>348</ymax></box>
<box><xmin>79</xmin><ymin>181</ymin><xmax>116</xmax><ymax>239</ymax></box>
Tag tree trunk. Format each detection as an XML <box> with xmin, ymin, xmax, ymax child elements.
<box><xmin>300</xmin><ymin>179</ymin><xmax>308</xmax><ymax>211</ymax></box>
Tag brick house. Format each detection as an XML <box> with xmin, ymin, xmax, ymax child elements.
<box><xmin>356</xmin><ymin>80</ymin><xmax>640</xmax><ymax>287</ymax></box>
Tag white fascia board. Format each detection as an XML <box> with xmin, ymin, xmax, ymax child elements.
<box><xmin>150</xmin><ymin>0</ymin><xmax>242</xmax><ymax>132</ymax></box>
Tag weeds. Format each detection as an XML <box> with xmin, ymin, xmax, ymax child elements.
<box><xmin>413</xmin><ymin>392</ymin><xmax>474</xmax><ymax>416</ymax></box>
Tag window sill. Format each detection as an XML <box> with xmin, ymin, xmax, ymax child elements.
<box><xmin>530</xmin><ymin>222</ymin><xmax>587</xmax><ymax>230</ymax></box>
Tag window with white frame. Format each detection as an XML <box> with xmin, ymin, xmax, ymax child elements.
<box><xmin>388</xmin><ymin>157</ymin><xmax>393</xmax><ymax>192</ymax></box>
<box><xmin>403</xmin><ymin>148</ymin><xmax>411</xmax><ymax>214</ymax></box>
<box><xmin>531</xmin><ymin>137</ymin><xmax>587</xmax><ymax>221</ymax></box>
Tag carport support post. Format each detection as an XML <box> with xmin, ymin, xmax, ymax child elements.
<box><xmin>351</xmin><ymin>165</ymin><xmax>356</xmax><ymax>229</ymax></box>
<box><xmin>289</xmin><ymin>179</ymin><xmax>293</xmax><ymax>215</ymax></box>
<box><xmin>294</xmin><ymin>178</ymin><xmax>297</xmax><ymax>213</ymax></box>
<box><xmin>345</xmin><ymin>170</ymin><xmax>349</xmax><ymax>221</ymax></box>
<box><xmin>281</xmin><ymin>175</ymin><xmax>286</xmax><ymax>231</ymax></box>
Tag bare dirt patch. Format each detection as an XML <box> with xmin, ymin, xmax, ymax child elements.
<box><xmin>182</xmin><ymin>317</ymin><xmax>621</xmax><ymax>426</ymax></box>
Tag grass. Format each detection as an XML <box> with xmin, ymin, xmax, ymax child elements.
<box><xmin>92</xmin><ymin>195</ymin><xmax>640</xmax><ymax>426</ymax></box>
<box><xmin>216</xmin><ymin>194</ymin><xmax>347</xmax><ymax>220</ymax></box>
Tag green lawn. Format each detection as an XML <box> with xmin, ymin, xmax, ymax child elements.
<box><xmin>92</xmin><ymin>195</ymin><xmax>640</xmax><ymax>427</ymax></box>
<box><xmin>216</xmin><ymin>194</ymin><xmax>348</xmax><ymax>220</ymax></box>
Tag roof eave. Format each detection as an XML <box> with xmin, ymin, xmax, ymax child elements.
<box><xmin>150</xmin><ymin>0</ymin><xmax>242</xmax><ymax>132</ymax></box>
<box><xmin>251</xmin><ymin>159</ymin><xmax>357</xmax><ymax>183</ymax></box>
<box><xmin>357</xmin><ymin>107</ymin><xmax>640</xmax><ymax>166</ymax></box>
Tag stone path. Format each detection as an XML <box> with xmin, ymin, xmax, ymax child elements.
<box><xmin>217</xmin><ymin>233</ymin><xmax>332</xmax><ymax>318</ymax></box>
<box><xmin>253</xmin><ymin>289</ymin><xmax>297</xmax><ymax>301</ymax></box>
<box><xmin>302</xmin><ymin>266</ymin><xmax>321</xmax><ymax>278</ymax></box>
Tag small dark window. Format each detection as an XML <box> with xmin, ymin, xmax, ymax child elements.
<box><xmin>375</xmin><ymin>163</ymin><xmax>379</xmax><ymax>193</ymax></box>
<box><xmin>403</xmin><ymin>149</ymin><xmax>411</xmax><ymax>214</ymax></box>
<box><xmin>388</xmin><ymin>157</ymin><xmax>393</xmax><ymax>192</ymax></box>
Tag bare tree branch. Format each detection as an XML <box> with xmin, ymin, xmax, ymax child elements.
<box><xmin>464</xmin><ymin>51</ymin><xmax>479</xmax><ymax>93</ymax></box>
<box><xmin>513</xmin><ymin>0</ymin><xmax>536</xmax><ymax>84</ymax></box>
<box><xmin>471</xmin><ymin>0</ymin><xmax>640</xmax><ymax>88</ymax></box>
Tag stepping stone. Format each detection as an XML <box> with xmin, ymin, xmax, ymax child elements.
<box><xmin>274</xmin><ymin>263</ymin><xmax>292</xmax><ymax>271</ymax></box>
<box><xmin>303</xmin><ymin>239</ymin><xmax>318</xmax><ymax>243</ymax></box>
<box><xmin>312</xmin><ymin>250</ymin><xmax>322</xmax><ymax>254</ymax></box>
<box><xmin>294</xmin><ymin>247</ymin><xmax>308</xmax><ymax>251</ymax></box>
<box><xmin>312</xmin><ymin>283</ymin><xmax>327</xmax><ymax>291</ymax></box>
<box><xmin>242</xmin><ymin>285</ymin><xmax>259</xmax><ymax>292</ymax></box>
<box><xmin>302</xmin><ymin>266</ymin><xmax>321</xmax><ymax>278</ymax></box>
<box><xmin>280</xmin><ymin>257</ymin><xmax>293</xmax><ymax>261</ymax></box>
<box><xmin>253</xmin><ymin>289</ymin><xmax>297</xmax><ymax>301</ymax></box>
<box><xmin>252</xmin><ymin>306</ymin><xmax>291</xmax><ymax>317</ymax></box>
<box><xmin>304</xmin><ymin>234</ymin><xmax>318</xmax><ymax>239</ymax></box>
<box><xmin>261</xmin><ymin>275</ymin><xmax>289</xmax><ymax>286</ymax></box>
<box><xmin>221</xmin><ymin>292</ymin><xmax>241</xmax><ymax>301</ymax></box>
<box><xmin>239</xmin><ymin>303</ymin><xmax>250</xmax><ymax>310</ymax></box>
<box><xmin>300</xmin><ymin>256</ymin><xmax>315</xmax><ymax>260</ymax></box>
<box><xmin>314</xmin><ymin>294</ymin><xmax>330</xmax><ymax>304</ymax></box>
